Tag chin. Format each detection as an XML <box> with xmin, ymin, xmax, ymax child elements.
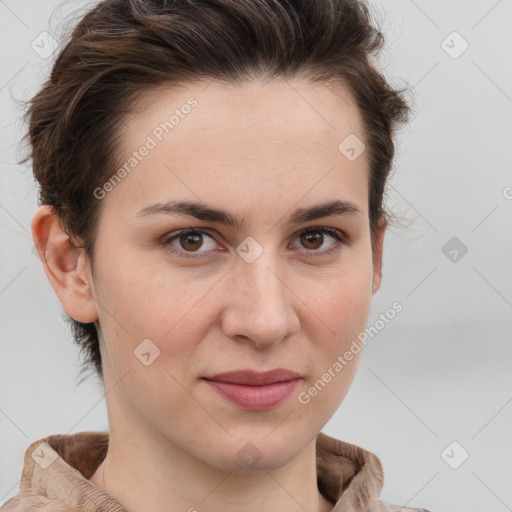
<box><xmin>203</xmin><ymin>433</ymin><xmax>306</xmax><ymax>473</ymax></box>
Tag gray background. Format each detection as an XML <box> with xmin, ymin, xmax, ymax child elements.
<box><xmin>1</xmin><ymin>1</ymin><xmax>511</xmax><ymax>511</ymax></box>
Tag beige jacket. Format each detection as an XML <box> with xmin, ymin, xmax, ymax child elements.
<box><xmin>1</xmin><ymin>431</ymin><xmax>430</xmax><ymax>512</ymax></box>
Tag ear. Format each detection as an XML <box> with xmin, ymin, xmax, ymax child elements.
<box><xmin>371</xmin><ymin>219</ymin><xmax>387</xmax><ymax>294</ymax></box>
<box><xmin>31</xmin><ymin>205</ymin><xmax>99</xmax><ymax>323</ymax></box>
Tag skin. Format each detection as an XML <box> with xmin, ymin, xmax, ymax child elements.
<box><xmin>32</xmin><ymin>77</ymin><xmax>385</xmax><ymax>512</ymax></box>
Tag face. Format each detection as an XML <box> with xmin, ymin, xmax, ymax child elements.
<box><xmin>71</xmin><ymin>78</ymin><xmax>383</xmax><ymax>471</ymax></box>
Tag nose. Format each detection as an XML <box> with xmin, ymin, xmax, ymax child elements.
<box><xmin>220</xmin><ymin>251</ymin><xmax>300</xmax><ymax>349</ymax></box>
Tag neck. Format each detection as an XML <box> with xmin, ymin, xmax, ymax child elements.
<box><xmin>89</xmin><ymin>422</ymin><xmax>333</xmax><ymax>512</ymax></box>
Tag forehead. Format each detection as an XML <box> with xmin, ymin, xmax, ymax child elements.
<box><xmin>126</xmin><ymin>77</ymin><xmax>365</xmax><ymax>144</ymax></box>
<box><xmin>106</xmin><ymin>78</ymin><xmax>369</xmax><ymax>219</ymax></box>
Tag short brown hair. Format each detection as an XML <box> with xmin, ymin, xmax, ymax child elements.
<box><xmin>25</xmin><ymin>0</ymin><xmax>411</xmax><ymax>382</ymax></box>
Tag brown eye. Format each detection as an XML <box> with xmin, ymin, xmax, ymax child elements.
<box><xmin>179</xmin><ymin>231</ymin><xmax>203</xmax><ymax>251</ymax></box>
<box><xmin>300</xmin><ymin>231</ymin><xmax>324</xmax><ymax>250</ymax></box>
<box><xmin>161</xmin><ymin>228</ymin><xmax>218</xmax><ymax>258</ymax></box>
<box><xmin>292</xmin><ymin>227</ymin><xmax>345</xmax><ymax>257</ymax></box>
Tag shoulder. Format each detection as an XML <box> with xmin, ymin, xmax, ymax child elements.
<box><xmin>1</xmin><ymin>495</ymin><xmax>71</xmax><ymax>512</ymax></box>
<box><xmin>388</xmin><ymin>505</ymin><xmax>431</xmax><ymax>512</ymax></box>
<box><xmin>370</xmin><ymin>499</ymin><xmax>432</xmax><ymax>512</ymax></box>
<box><xmin>0</xmin><ymin>497</ymin><xmax>16</xmax><ymax>511</ymax></box>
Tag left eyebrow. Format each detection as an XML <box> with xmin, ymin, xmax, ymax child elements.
<box><xmin>289</xmin><ymin>199</ymin><xmax>362</xmax><ymax>224</ymax></box>
<box><xmin>132</xmin><ymin>199</ymin><xmax>362</xmax><ymax>228</ymax></box>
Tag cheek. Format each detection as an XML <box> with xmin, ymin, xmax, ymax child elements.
<box><xmin>307</xmin><ymin>258</ymin><xmax>374</xmax><ymax>340</ymax></box>
<box><xmin>95</xmin><ymin>250</ymin><xmax>202</xmax><ymax>335</ymax></box>
<box><xmin>295</xmin><ymin>271</ymin><xmax>371</xmax><ymax>423</ymax></box>
<box><xmin>93</xmin><ymin>257</ymin><xmax>220</xmax><ymax>387</ymax></box>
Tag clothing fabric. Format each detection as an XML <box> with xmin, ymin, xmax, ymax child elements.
<box><xmin>0</xmin><ymin>431</ymin><xmax>430</xmax><ymax>512</ymax></box>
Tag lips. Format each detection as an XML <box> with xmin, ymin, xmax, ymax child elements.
<box><xmin>202</xmin><ymin>369</ymin><xmax>302</xmax><ymax>410</ymax></box>
<box><xmin>202</xmin><ymin>369</ymin><xmax>301</xmax><ymax>386</ymax></box>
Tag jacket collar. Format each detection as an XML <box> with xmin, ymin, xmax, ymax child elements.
<box><xmin>5</xmin><ymin>430</ymin><xmax>387</xmax><ymax>511</ymax></box>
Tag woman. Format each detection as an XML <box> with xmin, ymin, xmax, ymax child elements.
<box><xmin>1</xmin><ymin>0</ymin><xmax>428</xmax><ymax>511</ymax></box>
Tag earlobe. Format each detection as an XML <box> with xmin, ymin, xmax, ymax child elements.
<box><xmin>31</xmin><ymin>205</ymin><xmax>99</xmax><ymax>323</ymax></box>
<box><xmin>371</xmin><ymin>219</ymin><xmax>387</xmax><ymax>294</ymax></box>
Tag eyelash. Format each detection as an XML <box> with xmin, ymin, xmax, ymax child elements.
<box><xmin>159</xmin><ymin>226</ymin><xmax>346</xmax><ymax>260</ymax></box>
